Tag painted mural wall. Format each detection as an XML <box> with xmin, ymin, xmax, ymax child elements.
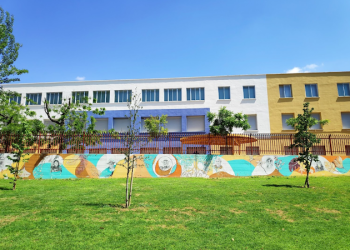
<box><xmin>1</xmin><ymin>154</ymin><xmax>350</xmax><ymax>179</ymax></box>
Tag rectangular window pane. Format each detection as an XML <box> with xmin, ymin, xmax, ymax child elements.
<box><xmin>225</xmin><ymin>87</ymin><xmax>230</xmax><ymax>99</ymax></box>
<box><xmin>150</xmin><ymin>90</ymin><xmax>154</xmax><ymax>101</ymax></box>
<box><xmin>147</xmin><ymin>90</ymin><xmax>151</xmax><ymax>101</ymax></box>
<box><xmin>164</xmin><ymin>89</ymin><xmax>168</xmax><ymax>101</ymax></box>
<box><xmin>344</xmin><ymin>84</ymin><xmax>350</xmax><ymax>96</ymax></box>
<box><xmin>191</xmin><ymin>88</ymin><xmax>195</xmax><ymax>100</ymax></box>
<box><xmin>187</xmin><ymin>88</ymin><xmax>190</xmax><ymax>101</ymax></box>
<box><xmin>156</xmin><ymin>90</ymin><xmax>159</xmax><ymax>101</ymax></box>
<box><xmin>219</xmin><ymin>87</ymin><xmax>224</xmax><ymax>99</ymax></box>
<box><xmin>338</xmin><ymin>84</ymin><xmax>344</xmax><ymax>96</ymax></box>
<box><xmin>178</xmin><ymin>89</ymin><xmax>182</xmax><ymax>101</ymax></box>
<box><xmin>195</xmin><ymin>88</ymin><xmax>199</xmax><ymax>100</ymax></box>
<box><xmin>243</xmin><ymin>87</ymin><xmax>249</xmax><ymax>99</ymax></box>
<box><xmin>310</xmin><ymin>113</ymin><xmax>321</xmax><ymax>129</ymax></box>
<box><xmin>249</xmin><ymin>86</ymin><xmax>255</xmax><ymax>98</ymax></box>
<box><xmin>282</xmin><ymin>114</ymin><xmax>294</xmax><ymax>130</ymax></box>
<box><xmin>279</xmin><ymin>85</ymin><xmax>285</xmax><ymax>98</ymax></box>
<box><xmin>341</xmin><ymin>113</ymin><xmax>350</xmax><ymax>129</ymax></box>
<box><xmin>142</xmin><ymin>90</ymin><xmax>145</xmax><ymax>102</ymax></box>
<box><xmin>169</xmin><ymin>89</ymin><xmax>173</xmax><ymax>101</ymax></box>
<box><xmin>115</xmin><ymin>91</ymin><xmax>119</xmax><ymax>102</ymax></box>
<box><xmin>311</xmin><ymin>84</ymin><xmax>318</xmax><ymax>97</ymax></box>
<box><xmin>172</xmin><ymin>89</ymin><xmax>176</xmax><ymax>101</ymax></box>
<box><xmin>200</xmin><ymin>88</ymin><xmax>204</xmax><ymax>100</ymax></box>
<box><xmin>285</xmin><ymin>85</ymin><xmax>292</xmax><ymax>97</ymax></box>
<box><xmin>305</xmin><ymin>85</ymin><xmax>311</xmax><ymax>97</ymax></box>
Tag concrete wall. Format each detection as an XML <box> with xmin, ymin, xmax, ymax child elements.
<box><xmin>1</xmin><ymin>153</ymin><xmax>349</xmax><ymax>179</ymax></box>
<box><xmin>3</xmin><ymin>74</ymin><xmax>271</xmax><ymax>133</ymax></box>
<box><xmin>266</xmin><ymin>72</ymin><xmax>350</xmax><ymax>133</ymax></box>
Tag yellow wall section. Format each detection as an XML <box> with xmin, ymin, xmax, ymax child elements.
<box><xmin>266</xmin><ymin>72</ymin><xmax>350</xmax><ymax>133</ymax></box>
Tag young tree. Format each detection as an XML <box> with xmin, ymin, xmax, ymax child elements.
<box><xmin>207</xmin><ymin>106</ymin><xmax>251</xmax><ymax>153</ymax></box>
<box><xmin>287</xmin><ymin>102</ymin><xmax>329</xmax><ymax>188</ymax></box>
<box><xmin>143</xmin><ymin>114</ymin><xmax>168</xmax><ymax>141</ymax></box>
<box><xmin>0</xmin><ymin>7</ymin><xmax>28</xmax><ymax>85</ymax></box>
<box><xmin>6</xmin><ymin>121</ymin><xmax>35</xmax><ymax>190</ymax></box>
<box><xmin>0</xmin><ymin>90</ymin><xmax>44</xmax><ymax>152</ymax></box>
<box><xmin>43</xmin><ymin>96</ymin><xmax>106</xmax><ymax>152</ymax></box>
<box><xmin>122</xmin><ymin>91</ymin><xmax>143</xmax><ymax>208</ymax></box>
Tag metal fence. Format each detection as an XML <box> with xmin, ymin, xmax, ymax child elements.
<box><xmin>1</xmin><ymin>132</ymin><xmax>350</xmax><ymax>155</ymax></box>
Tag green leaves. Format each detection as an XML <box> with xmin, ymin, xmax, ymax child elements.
<box><xmin>144</xmin><ymin>115</ymin><xmax>168</xmax><ymax>140</ymax></box>
<box><xmin>0</xmin><ymin>7</ymin><xmax>28</xmax><ymax>84</ymax></box>
<box><xmin>207</xmin><ymin>106</ymin><xmax>251</xmax><ymax>136</ymax></box>
<box><xmin>287</xmin><ymin>102</ymin><xmax>329</xmax><ymax>187</ymax></box>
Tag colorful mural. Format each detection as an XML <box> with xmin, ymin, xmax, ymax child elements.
<box><xmin>1</xmin><ymin>154</ymin><xmax>350</xmax><ymax>179</ymax></box>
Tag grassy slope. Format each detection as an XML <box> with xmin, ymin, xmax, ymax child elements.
<box><xmin>0</xmin><ymin>176</ymin><xmax>350</xmax><ymax>250</ymax></box>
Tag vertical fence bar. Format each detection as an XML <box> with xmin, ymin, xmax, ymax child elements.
<box><xmin>329</xmin><ymin>134</ymin><xmax>333</xmax><ymax>156</ymax></box>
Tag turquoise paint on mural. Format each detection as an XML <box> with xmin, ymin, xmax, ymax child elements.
<box><xmin>275</xmin><ymin>156</ymin><xmax>296</xmax><ymax>176</ymax></box>
<box><xmin>33</xmin><ymin>163</ymin><xmax>77</xmax><ymax>179</ymax></box>
<box><xmin>337</xmin><ymin>158</ymin><xmax>350</xmax><ymax>174</ymax></box>
<box><xmin>142</xmin><ymin>154</ymin><xmax>159</xmax><ymax>178</ymax></box>
<box><xmin>228</xmin><ymin>160</ymin><xmax>255</xmax><ymax>176</ymax></box>
<box><xmin>86</xmin><ymin>154</ymin><xmax>104</xmax><ymax>167</ymax></box>
<box><xmin>100</xmin><ymin>167</ymin><xmax>113</xmax><ymax>178</ymax></box>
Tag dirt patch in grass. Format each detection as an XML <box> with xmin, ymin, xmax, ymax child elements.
<box><xmin>229</xmin><ymin>208</ymin><xmax>247</xmax><ymax>214</ymax></box>
<box><xmin>315</xmin><ymin>208</ymin><xmax>341</xmax><ymax>214</ymax></box>
<box><xmin>148</xmin><ymin>224</ymin><xmax>187</xmax><ymax>231</ymax></box>
<box><xmin>266</xmin><ymin>209</ymin><xmax>294</xmax><ymax>223</ymax></box>
<box><xmin>0</xmin><ymin>213</ymin><xmax>28</xmax><ymax>227</ymax></box>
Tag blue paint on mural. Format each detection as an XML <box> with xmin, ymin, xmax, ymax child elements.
<box><xmin>33</xmin><ymin>163</ymin><xmax>77</xmax><ymax>179</ymax></box>
<box><xmin>337</xmin><ymin>158</ymin><xmax>350</xmax><ymax>174</ymax></box>
<box><xmin>143</xmin><ymin>154</ymin><xmax>159</xmax><ymax>178</ymax></box>
<box><xmin>228</xmin><ymin>160</ymin><xmax>255</xmax><ymax>176</ymax></box>
<box><xmin>86</xmin><ymin>154</ymin><xmax>104</xmax><ymax>167</ymax></box>
<box><xmin>100</xmin><ymin>167</ymin><xmax>114</xmax><ymax>178</ymax></box>
<box><xmin>275</xmin><ymin>156</ymin><xmax>296</xmax><ymax>176</ymax></box>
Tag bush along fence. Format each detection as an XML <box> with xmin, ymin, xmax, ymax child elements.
<box><xmin>0</xmin><ymin>132</ymin><xmax>350</xmax><ymax>156</ymax></box>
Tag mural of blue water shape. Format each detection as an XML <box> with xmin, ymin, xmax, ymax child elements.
<box><xmin>337</xmin><ymin>158</ymin><xmax>350</xmax><ymax>174</ymax></box>
<box><xmin>33</xmin><ymin>163</ymin><xmax>77</xmax><ymax>179</ymax></box>
<box><xmin>228</xmin><ymin>160</ymin><xmax>255</xmax><ymax>176</ymax></box>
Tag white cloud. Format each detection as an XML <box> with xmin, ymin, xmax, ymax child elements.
<box><xmin>76</xmin><ymin>76</ymin><xmax>85</xmax><ymax>81</ymax></box>
<box><xmin>286</xmin><ymin>64</ymin><xmax>321</xmax><ymax>73</ymax></box>
<box><xmin>286</xmin><ymin>67</ymin><xmax>302</xmax><ymax>73</ymax></box>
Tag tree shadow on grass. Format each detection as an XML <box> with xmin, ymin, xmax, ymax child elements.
<box><xmin>262</xmin><ymin>184</ymin><xmax>303</xmax><ymax>188</ymax></box>
<box><xmin>0</xmin><ymin>186</ymin><xmax>12</xmax><ymax>190</ymax></box>
<box><xmin>81</xmin><ymin>203</ymin><xmax>125</xmax><ymax>208</ymax></box>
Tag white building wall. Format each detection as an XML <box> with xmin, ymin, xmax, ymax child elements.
<box><xmin>3</xmin><ymin>74</ymin><xmax>271</xmax><ymax>133</ymax></box>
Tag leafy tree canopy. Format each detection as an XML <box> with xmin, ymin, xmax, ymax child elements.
<box><xmin>207</xmin><ymin>106</ymin><xmax>250</xmax><ymax>135</ymax></box>
<box><xmin>144</xmin><ymin>115</ymin><xmax>168</xmax><ymax>139</ymax></box>
<box><xmin>0</xmin><ymin>7</ymin><xmax>28</xmax><ymax>85</ymax></box>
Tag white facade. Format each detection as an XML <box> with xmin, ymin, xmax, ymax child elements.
<box><xmin>3</xmin><ymin>74</ymin><xmax>271</xmax><ymax>133</ymax></box>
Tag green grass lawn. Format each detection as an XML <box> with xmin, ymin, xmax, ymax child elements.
<box><xmin>1</xmin><ymin>176</ymin><xmax>350</xmax><ymax>250</ymax></box>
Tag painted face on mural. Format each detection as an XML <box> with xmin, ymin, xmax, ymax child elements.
<box><xmin>158</xmin><ymin>156</ymin><xmax>173</xmax><ymax>171</ymax></box>
<box><xmin>107</xmin><ymin>160</ymin><xmax>116</xmax><ymax>171</ymax></box>
<box><xmin>51</xmin><ymin>160</ymin><xmax>61</xmax><ymax>172</ymax></box>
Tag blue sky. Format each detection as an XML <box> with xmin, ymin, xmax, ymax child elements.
<box><xmin>2</xmin><ymin>0</ymin><xmax>350</xmax><ymax>83</ymax></box>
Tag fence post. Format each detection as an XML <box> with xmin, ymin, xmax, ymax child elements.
<box><xmin>250</xmin><ymin>133</ymin><xmax>252</xmax><ymax>155</ymax></box>
<box><xmin>83</xmin><ymin>132</ymin><xmax>85</xmax><ymax>154</ymax></box>
<box><xmin>329</xmin><ymin>134</ymin><xmax>333</xmax><ymax>155</ymax></box>
<box><xmin>38</xmin><ymin>133</ymin><xmax>41</xmax><ymax>154</ymax></box>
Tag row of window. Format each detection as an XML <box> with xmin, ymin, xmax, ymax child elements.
<box><xmin>279</xmin><ymin>83</ymin><xmax>350</xmax><ymax>98</ymax></box>
<box><xmin>13</xmin><ymin>86</ymin><xmax>257</xmax><ymax>105</ymax></box>
<box><xmin>282</xmin><ymin>112</ymin><xmax>350</xmax><ymax>130</ymax></box>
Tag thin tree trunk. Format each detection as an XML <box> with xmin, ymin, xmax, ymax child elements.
<box><xmin>125</xmin><ymin>160</ymin><xmax>130</xmax><ymax>208</ymax></box>
<box><xmin>128</xmin><ymin>158</ymin><xmax>135</xmax><ymax>207</ymax></box>
<box><xmin>13</xmin><ymin>162</ymin><xmax>20</xmax><ymax>190</ymax></box>
<box><xmin>304</xmin><ymin>171</ymin><xmax>310</xmax><ymax>188</ymax></box>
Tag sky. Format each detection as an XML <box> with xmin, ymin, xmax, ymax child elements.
<box><xmin>1</xmin><ymin>0</ymin><xmax>350</xmax><ymax>83</ymax></box>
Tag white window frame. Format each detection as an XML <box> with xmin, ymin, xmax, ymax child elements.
<box><xmin>26</xmin><ymin>93</ymin><xmax>42</xmax><ymax>105</ymax></box>
<box><xmin>115</xmin><ymin>90</ymin><xmax>132</xmax><ymax>103</ymax></box>
<box><xmin>305</xmin><ymin>84</ymin><xmax>319</xmax><ymax>98</ymax></box>
<box><xmin>337</xmin><ymin>83</ymin><xmax>350</xmax><ymax>97</ymax></box>
<box><xmin>142</xmin><ymin>89</ymin><xmax>159</xmax><ymax>102</ymax></box>
<box><xmin>243</xmin><ymin>86</ymin><xmax>256</xmax><ymax>99</ymax></box>
<box><xmin>218</xmin><ymin>86</ymin><xmax>230</xmax><ymax>100</ymax></box>
<box><xmin>164</xmin><ymin>88</ymin><xmax>182</xmax><ymax>102</ymax></box>
<box><xmin>46</xmin><ymin>92</ymin><xmax>63</xmax><ymax>105</ymax></box>
<box><xmin>186</xmin><ymin>88</ymin><xmax>205</xmax><ymax>101</ymax></box>
<box><xmin>93</xmin><ymin>91</ymin><xmax>110</xmax><ymax>103</ymax></box>
<box><xmin>279</xmin><ymin>85</ymin><xmax>293</xmax><ymax>98</ymax></box>
<box><xmin>72</xmin><ymin>91</ymin><xmax>89</xmax><ymax>104</ymax></box>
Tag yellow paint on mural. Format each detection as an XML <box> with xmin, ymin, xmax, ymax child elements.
<box><xmin>111</xmin><ymin>159</ymin><xmax>128</xmax><ymax>178</ymax></box>
<box><xmin>266</xmin><ymin>72</ymin><xmax>350</xmax><ymax>134</ymax></box>
<box><xmin>63</xmin><ymin>155</ymin><xmax>82</xmax><ymax>175</ymax></box>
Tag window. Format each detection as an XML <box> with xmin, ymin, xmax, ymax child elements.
<box><xmin>279</xmin><ymin>85</ymin><xmax>292</xmax><ymax>98</ymax></box>
<box><xmin>115</xmin><ymin>90</ymin><xmax>132</xmax><ymax>103</ymax></box>
<box><xmin>218</xmin><ymin>87</ymin><xmax>230</xmax><ymax>100</ymax></box>
<box><xmin>186</xmin><ymin>88</ymin><xmax>205</xmax><ymax>101</ymax></box>
<box><xmin>72</xmin><ymin>91</ymin><xmax>88</xmax><ymax>104</ymax></box>
<box><xmin>305</xmin><ymin>84</ymin><xmax>318</xmax><ymax>97</ymax></box>
<box><xmin>113</xmin><ymin>118</ymin><xmax>130</xmax><ymax>132</ymax></box>
<box><xmin>95</xmin><ymin>118</ymin><xmax>108</xmax><ymax>131</ymax></box>
<box><xmin>243</xmin><ymin>86</ymin><xmax>255</xmax><ymax>99</ymax></box>
<box><xmin>345</xmin><ymin>145</ymin><xmax>350</xmax><ymax>156</ymax></box>
<box><xmin>26</xmin><ymin>93</ymin><xmax>42</xmax><ymax>105</ymax></box>
<box><xmin>187</xmin><ymin>116</ymin><xmax>205</xmax><ymax>132</ymax></box>
<box><xmin>9</xmin><ymin>94</ymin><xmax>21</xmax><ymax>104</ymax></box>
<box><xmin>46</xmin><ymin>92</ymin><xmax>62</xmax><ymax>104</ymax></box>
<box><xmin>247</xmin><ymin>115</ymin><xmax>257</xmax><ymax>130</ymax></box>
<box><xmin>93</xmin><ymin>91</ymin><xmax>110</xmax><ymax>103</ymax></box>
<box><xmin>164</xmin><ymin>89</ymin><xmax>182</xmax><ymax>101</ymax></box>
<box><xmin>341</xmin><ymin>112</ymin><xmax>350</xmax><ymax>129</ymax></box>
<box><xmin>165</xmin><ymin>117</ymin><xmax>182</xmax><ymax>132</ymax></box>
<box><xmin>337</xmin><ymin>83</ymin><xmax>350</xmax><ymax>97</ymax></box>
<box><xmin>282</xmin><ymin>114</ymin><xmax>294</xmax><ymax>130</ymax></box>
<box><xmin>310</xmin><ymin>113</ymin><xmax>321</xmax><ymax>130</ymax></box>
<box><xmin>142</xmin><ymin>89</ymin><xmax>159</xmax><ymax>102</ymax></box>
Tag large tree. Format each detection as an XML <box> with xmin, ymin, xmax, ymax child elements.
<box><xmin>143</xmin><ymin>114</ymin><xmax>168</xmax><ymax>141</ymax></box>
<box><xmin>43</xmin><ymin>96</ymin><xmax>106</xmax><ymax>152</ymax></box>
<box><xmin>0</xmin><ymin>90</ymin><xmax>44</xmax><ymax>152</ymax></box>
<box><xmin>0</xmin><ymin>7</ymin><xmax>28</xmax><ymax>85</ymax></box>
<box><xmin>287</xmin><ymin>102</ymin><xmax>329</xmax><ymax>188</ymax></box>
<box><xmin>207</xmin><ymin>106</ymin><xmax>251</xmax><ymax>154</ymax></box>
